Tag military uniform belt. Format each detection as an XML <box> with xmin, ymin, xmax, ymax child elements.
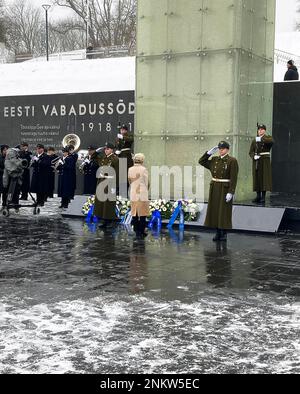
<box><xmin>121</xmin><ymin>148</ymin><xmax>131</xmax><ymax>152</ymax></box>
<box><xmin>212</xmin><ymin>178</ymin><xmax>230</xmax><ymax>183</ymax></box>
<box><xmin>259</xmin><ymin>152</ymin><xmax>270</xmax><ymax>156</ymax></box>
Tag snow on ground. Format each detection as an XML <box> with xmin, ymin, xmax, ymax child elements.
<box><xmin>0</xmin><ymin>57</ymin><xmax>135</xmax><ymax>97</ymax></box>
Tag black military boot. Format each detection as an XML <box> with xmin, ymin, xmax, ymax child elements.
<box><xmin>213</xmin><ymin>229</ymin><xmax>221</xmax><ymax>242</ymax></box>
<box><xmin>260</xmin><ymin>191</ymin><xmax>266</xmax><ymax>204</ymax></box>
<box><xmin>252</xmin><ymin>192</ymin><xmax>261</xmax><ymax>203</ymax></box>
<box><xmin>219</xmin><ymin>230</ymin><xmax>227</xmax><ymax>242</ymax></box>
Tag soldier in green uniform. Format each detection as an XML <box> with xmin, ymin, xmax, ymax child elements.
<box><xmin>199</xmin><ymin>141</ymin><xmax>239</xmax><ymax>242</ymax></box>
<box><xmin>249</xmin><ymin>124</ymin><xmax>273</xmax><ymax>204</ymax></box>
<box><xmin>93</xmin><ymin>142</ymin><xmax>119</xmax><ymax>228</ymax></box>
<box><xmin>115</xmin><ymin>124</ymin><xmax>134</xmax><ymax>197</ymax></box>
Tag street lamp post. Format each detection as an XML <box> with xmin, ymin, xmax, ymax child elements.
<box><xmin>42</xmin><ymin>4</ymin><xmax>51</xmax><ymax>61</ymax></box>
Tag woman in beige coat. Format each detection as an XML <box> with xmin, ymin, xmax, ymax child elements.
<box><xmin>128</xmin><ymin>153</ymin><xmax>149</xmax><ymax>238</ymax></box>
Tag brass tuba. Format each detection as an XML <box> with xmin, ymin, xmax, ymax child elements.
<box><xmin>62</xmin><ymin>134</ymin><xmax>81</xmax><ymax>151</ymax></box>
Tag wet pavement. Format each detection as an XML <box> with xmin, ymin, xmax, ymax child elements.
<box><xmin>0</xmin><ymin>199</ymin><xmax>299</xmax><ymax>374</ymax></box>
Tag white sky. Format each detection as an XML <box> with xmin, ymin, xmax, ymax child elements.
<box><xmin>3</xmin><ymin>0</ymin><xmax>299</xmax><ymax>32</ymax></box>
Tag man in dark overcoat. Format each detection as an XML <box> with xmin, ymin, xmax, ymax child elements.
<box><xmin>30</xmin><ymin>144</ymin><xmax>51</xmax><ymax>206</ymax></box>
<box><xmin>199</xmin><ymin>141</ymin><xmax>239</xmax><ymax>242</ymax></box>
<box><xmin>94</xmin><ymin>142</ymin><xmax>119</xmax><ymax>228</ymax></box>
<box><xmin>57</xmin><ymin>147</ymin><xmax>75</xmax><ymax>209</ymax></box>
<box><xmin>249</xmin><ymin>124</ymin><xmax>273</xmax><ymax>204</ymax></box>
<box><xmin>0</xmin><ymin>145</ymin><xmax>9</xmax><ymax>207</ymax></box>
<box><xmin>19</xmin><ymin>142</ymin><xmax>32</xmax><ymax>200</ymax></box>
<box><xmin>115</xmin><ymin>124</ymin><xmax>133</xmax><ymax>197</ymax></box>
<box><xmin>82</xmin><ymin>145</ymin><xmax>99</xmax><ymax>195</ymax></box>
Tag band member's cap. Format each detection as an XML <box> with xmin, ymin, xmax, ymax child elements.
<box><xmin>105</xmin><ymin>142</ymin><xmax>115</xmax><ymax>149</ymax></box>
<box><xmin>88</xmin><ymin>145</ymin><xmax>97</xmax><ymax>150</ymax></box>
<box><xmin>36</xmin><ymin>144</ymin><xmax>45</xmax><ymax>149</ymax></box>
<box><xmin>257</xmin><ymin>124</ymin><xmax>266</xmax><ymax>130</ymax></box>
<box><xmin>218</xmin><ymin>141</ymin><xmax>230</xmax><ymax>149</ymax></box>
<box><xmin>21</xmin><ymin>142</ymin><xmax>29</xmax><ymax>147</ymax></box>
<box><xmin>120</xmin><ymin>124</ymin><xmax>128</xmax><ymax>131</ymax></box>
<box><xmin>62</xmin><ymin>147</ymin><xmax>70</xmax><ymax>153</ymax></box>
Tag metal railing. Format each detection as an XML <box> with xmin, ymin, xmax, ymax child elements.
<box><xmin>274</xmin><ymin>49</ymin><xmax>300</xmax><ymax>66</ymax></box>
<box><xmin>25</xmin><ymin>45</ymin><xmax>135</xmax><ymax>62</ymax></box>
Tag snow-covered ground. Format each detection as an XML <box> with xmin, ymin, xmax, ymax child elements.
<box><xmin>0</xmin><ymin>57</ymin><xmax>135</xmax><ymax>97</ymax></box>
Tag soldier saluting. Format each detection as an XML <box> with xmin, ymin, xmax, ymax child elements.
<box><xmin>249</xmin><ymin>124</ymin><xmax>273</xmax><ymax>204</ymax></box>
<box><xmin>199</xmin><ymin>141</ymin><xmax>239</xmax><ymax>242</ymax></box>
<box><xmin>94</xmin><ymin>143</ymin><xmax>119</xmax><ymax>228</ymax></box>
<box><xmin>115</xmin><ymin>124</ymin><xmax>134</xmax><ymax>197</ymax></box>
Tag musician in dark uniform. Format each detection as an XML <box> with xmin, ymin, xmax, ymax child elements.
<box><xmin>19</xmin><ymin>142</ymin><xmax>32</xmax><ymax>200</ymax></box>
<box><xmin>81</xmin><ymin>145</ymin><xmax>99</xmax><ymax>195</ymax></box>
<box><xmin>57</xmin><ymin>147</ymin><xmax>75</xmax><ymax>209</ymax></box>
<box><xmin>30</xmin><ymin>144</ymin><xmax>51</xmax><ymax>206</ymax></box>
<box><xmin>116</xmin><ymin>124</ymin><xmax>133</xmax><ymax>197</ymax></box>
<box><xmin>199</xmin><ymin>141</ymin><xmax>239</xmax><ymax>242</ymax></box>
<box><xmin>67</xmin><ymin>144</ymin><xmax>78</xmax><ymax>199</ymax></box>
<box><xmin>46</xmin><ymin>147</ymin><xmax>58</xmax><ymax>199</ymax></box>
<box><xmin>94</xmin><ymin>142</ymin><xmax>119</xmax><ymax>228</ymax></box>
<box><xmin>249</xmin><ymin>124</ymin><xmax>273</xmax><ymax>204</ymax></box>
<box><xmin>0</xmin><ymin>144</ymin><xmax>9</xmax><ymax>207</ymax></box>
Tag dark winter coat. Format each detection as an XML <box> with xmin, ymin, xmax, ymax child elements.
<box><xmin>93</xmin><ymin>153</ymin><xmax>119</xmax><ymax>220</ymax></box>
<box><xmin>47</xmin><ymin>154</ymin><xmax>58</xmax><ymax>197</ymax></box>
<box><xmin>199</xmin><ymin>152</ymin><xmax>239</xmax><ymax>230</ymax></box>
<box><xmin>116</xmin><ymin>133</ymin><xmax>134</xmax><ymax>170</ymax></box>
<box><xmin>70</xmin><ymin>152</ymin><xmax>78</xmax><ymax>198</ymax></box>
<box><xmin>0</xmin><ymin>154</ymin><xmax>5</xmax><ymax>193</ymax></box>
<box><xmin>57</xmin><ymin>155</ymin><xmax>75</xmax><ymax>199</ymax></box>
<box><xmin>19</xmin><ymin>150</ymin><xmax>32</xmax><ymax>195</ymax></box>
<box><xmin>249</xmin><ymin>135</ymin><xmax>273</xmax><ymax>192</ymax></box>
<box><xmin>284</xmin><ymin>66</ymin><xmax>299</xmax><ymax>81</ymax></box>
<box><xmin>30</xmin><ymin>153</ymin><xmax>51</xmax><ymax>194</ymax></box>
<box><xmin>83</xmin><ymin>153</ymin><xmax>99</xmax><ymax>195</ymax></box>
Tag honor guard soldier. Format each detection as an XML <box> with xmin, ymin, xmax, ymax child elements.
<box><xmin>19</xmin><ymin>142</ymin><xmax>32</xmax><ymax>200</ymax></box>
<box><xmin>30</xmin><ymin>144</ymin><xmax>51</xmax><ymax>207</ymax></box>
<box><xmin>81</xmin><ymin>145</ymin><xmax>99</xmax><ymax>195</ymax></box>
<box><xmin>93</xmin><ymin>142</ymin><xmax>119</xmax><ymax>228</ymax></box>
<box><xmin>199</xmin><ymin>141</ymin><xmax>239</xmax><ymax>242</ymax></box>
<box><xmin>116</xmin><ymin>124</ymin><xmax>134</xmax><ymax>197</ymax></box>
<box><xmin>249</xmin><ymin>124</ymin><xmax>273</xmax><ymax>204</ymax></box>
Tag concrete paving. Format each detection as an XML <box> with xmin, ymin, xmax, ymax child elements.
<box><xmin>0</xmin><ymin>198</ymin><xmax>299</xmax><ymax>373</ymax></box>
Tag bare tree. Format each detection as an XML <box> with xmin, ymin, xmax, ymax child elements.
<box><xmin>54</xmin><ymin>0</ymin><xmax>136</xmax><ymax>49</ymax></box>
<box><xmin>0</xmin><ymin>0</ymin><xmax>5</xmax><ymax>43</ymax></box>
<box><xmin>4</xmin><ymin>0</ymin><xmax>44</xmax><ymax>56</ymax></box>
<box><xmin>50</xmin><ymin>17</ymin><xmax>86</xmax><ymax>52</ymax></box>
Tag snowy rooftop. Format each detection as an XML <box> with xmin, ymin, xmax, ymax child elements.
<box><xmin>0</xmin><ymin>57</ymin><xmax>135</xmax><ymax>97</ymax></box>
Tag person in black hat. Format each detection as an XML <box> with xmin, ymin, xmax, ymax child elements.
<box><xmin>199</xmin><ymin>141</ymin><xmax>239</xmax><ymax>242</ymax></box>
<box><xmin>284</xmin><ymin>60</ymin><xmax>299</xmax><ymax>81</ymax></box>
<box><xmin>93</xmin><ymin>142</ymin><xmax>119</xmax><ymax>228</ymax></box>
<box><xmin>81</xmin><ymin>145</ymin><xmax>99</xmax><ymax>195</ymax></box>
<box><xmin>30</xmin><ymin>144</ymin><xmax>51</xmax><ymax>206</ymax></box>
<box><xmin>249</xmin><ymin>124</ymin><xmax>273</xmax><ymax>204</ymax></box>
<box><xmin>19</xmin><ymin>142</ymin><xmax>32</xmax><ymax>200</ymax></box>
<box><xmin>66</xmin><ymin>144</ymin><xmax>78</xmax><ymax>200</ymax></box>
<box><xmin>56</xmin><ymin>147</ymin><xmax>75</xmax><ymax>209</ymax></box>
<box><xmin>0</xmin><ymin>144</ymin><xmax>9</xmax><ymax>208</ymax></box>
<box><xmin>115</xmin><ymin>124</ymin><xmax>134</xmax><ymax>197</ymax></box>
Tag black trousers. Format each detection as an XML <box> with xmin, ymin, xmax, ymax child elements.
<box><xmin>61</xmin><ymin>197</ymin><xmax>70</xmax><ymax>208</ymax></box>
<box><xmin>132</xmin><ymin>216</ymin><xmax>147</xmax><ymax>235</ymax></box>
<box><xmin>36</xmin><ymin>192</ymin><xmax>47</xmax><ymax>205</ymax></box>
